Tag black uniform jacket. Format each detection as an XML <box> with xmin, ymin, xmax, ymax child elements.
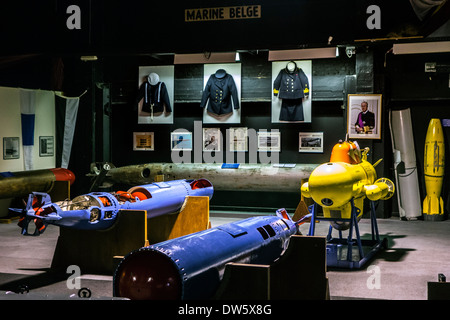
<box><xmin>136</xmin><ymin>81</ymin><xmax>172</xmax><ymax>113</ymax></box>
<box><xmin>273</xmin><ymin>65</ymin><xmax>309</xmax><ymax>100</ymax></box>
<box><xmin>200</xmin><ymin>69</ymin><xmax>240</xmax><ymax>115</ymax></box>
<box><xmin>355</xmin><ymin>111</ymin><xmax>375</xmax><ymax>128</ymax></box>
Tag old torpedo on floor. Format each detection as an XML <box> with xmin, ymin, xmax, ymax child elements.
<box><xmin>113</xmin><ymin>208</ymin><xmax>311</xmax><ymax>300</ymax></box>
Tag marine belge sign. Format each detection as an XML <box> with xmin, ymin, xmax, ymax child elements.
<box><xmin>185</xmin><ymin>5</ymin><xmax>261</xmax><ymax>22</ymax></box>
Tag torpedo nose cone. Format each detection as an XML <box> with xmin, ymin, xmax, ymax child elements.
<box><xmin>50</xmin><ymin>168</ymin><xmax>76</xmax><ymax>185</ymax></box>
<box><xmin>114</xmin><ymin>249</ymin><xmax>182</xmax><ymax>300</ymax></box>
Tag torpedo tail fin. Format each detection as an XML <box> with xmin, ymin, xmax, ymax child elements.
<box><xmin>423</xmin><ymin>195</ymin><xmax>444</xmax><ymax>219</ymax></box>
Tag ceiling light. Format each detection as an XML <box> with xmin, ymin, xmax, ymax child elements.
<box><xmin>80</xmin><ymin>55</ymin><xmax>98</xmax><ymax>61</ymax></box>
<box><xmin>393</xmin><ymin>41</ymin><xmax>450</xmax><ymax>54</ymax></box>
<box><xmin>174</xmin><ymin>52</ymin><xmax>237</xmax><ymax>64</ymax></box>
<box><xmin>268</xmin><ymin>47</ymin><xmax>338</xmax><ymax>61</ymax></box>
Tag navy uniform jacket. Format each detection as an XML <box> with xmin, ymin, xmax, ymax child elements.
<box><xmin>200</xmin><ymin>69</ymin><xmax>240</xmax><ymax>115</ymax></box>
<box><xmin>355</xmin><ymin>111</ymin><xmax>375</xmax><ymax>129</ymax></box>
<box><xmin>273</xmin><ymin>64</ymin><xmax>309</xmax><ymax>100</ymax></box>
<box><xmin>136</xmin><ymin>81</ymin><xmax>172</xmax><ymax>113</ymax></box>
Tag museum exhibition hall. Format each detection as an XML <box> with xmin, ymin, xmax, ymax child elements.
<box><xmin>0</xmin><ymin>0</ymin><xmax>450</xmax><ymax>309</ymax></box>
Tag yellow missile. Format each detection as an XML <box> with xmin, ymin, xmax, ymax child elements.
<box><xmin>423</xmin><ymin>118</ymin><xmax>445</xmax><ymax>219</ymax></box>
<box><xmin>301</xmin><ymin>146</ymin><xmax>395</xmax><ymax>230</ymax></box>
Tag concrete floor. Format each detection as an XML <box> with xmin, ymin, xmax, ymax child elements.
<box><xmin>0</xmin><ymin>212</ymin><xmax>449</xmax><ymax>300</ymax></box>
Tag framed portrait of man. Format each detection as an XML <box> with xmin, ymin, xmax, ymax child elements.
<box><xmin>347</xmin><ymin>94</ymin><xmax>382</xmax><ymax>139</ymax></box>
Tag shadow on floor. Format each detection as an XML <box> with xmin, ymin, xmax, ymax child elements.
<box><xmin>0</xmin><ymin>268</ymin><xmax>68</xmax><ymax>293</ymax></box>
<box><xmin>326</xmin><ymin>232</ymin><xmax>415</xmax><ymax>271</ymax></box>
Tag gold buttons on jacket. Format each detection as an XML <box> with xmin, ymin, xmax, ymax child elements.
<box><xmin>214</xmin><ymin>89</ymin><xmax>223</xmax><ymax>103</ymax></box>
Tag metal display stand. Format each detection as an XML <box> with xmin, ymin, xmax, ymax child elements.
<box><xmin>308</xmin><ymin>199</ymin><xmax>387</xmax><ymax>269</ymax></box>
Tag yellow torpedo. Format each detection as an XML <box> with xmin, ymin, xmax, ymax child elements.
<box><xmin>423</xmin><ymin>118</ymin><xmax>445</xmax><ymax>219</ymax></box>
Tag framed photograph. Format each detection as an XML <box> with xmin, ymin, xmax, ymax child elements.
<box><xmin>257</xmin><ymin>131</ymin><xmax>281</xmax><ymax>152</ymax></box>
<box><xmin>3</xmin><ymin>137</ymin><xmax>20</xmax><ymax>160</ymax></box>
<box><xmin>203</xmin><ymin>128</ymin><xmax>221</xmax><ymax>151</ymax></box>
<box><xmin>299</xmin><ymin>132</ymin><xmax>323</xmax><ymax>153</ymax></box>
<box><xmin>347</xmin><ymin>94</ymin><xmax>382</xmax><ymax>139</ymax></box>
<box><xmin>39</xmin><ymin>136</ymin><xmax>54</xmax><ymax>157</ymax></box>
<box><xmin>133</xmin><ymin>132</ymin><xmax>154</xmax><ymax>151</ymax></box>
<box><xmin>228</xmin><ymin>127</ymin><xmax>248</xmax><ymax>152</ymax></box>
<box><xmin>171</xmin><ymin>131</ymin><xmax>193</xmax><ymax>151</ymax></box>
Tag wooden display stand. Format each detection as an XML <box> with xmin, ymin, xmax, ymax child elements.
<box><xmin>51</xmin><ymin>196</ymin><xmax>210</xmax><ymax>274</ymax></box>
<box><xmin>214</xmin><ymin>236</ymin><xmax>329</xmax><ymax>300</ymax></box>
<box><xmin>51</xmin><ymin>209</ymin><xmax>148</xmax><ymax>274</ymax></box>
<box><xmin>428</xmin><ymin>276</ymin><xmax>450</xmax><ymax>300</ymax></box>
<box><xmin>147</xmin><ymin>196</ymin><xmax>210</xmax><ymax>244</ymax></box>
<box><xmin>49</xmin><ymin>180</ymin><xmax>71</xmax><ymax>203</ymax></box>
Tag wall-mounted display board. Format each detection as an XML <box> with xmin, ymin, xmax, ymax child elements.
<box><xmin>347</xmin><ymin>94</ymin><xmax>382</xmax><ymax>140</ymax></box>
<box><xmin>3</xmin><ymin>137</ymin><xmax>20</xmax><ymax>160</ymax></box>
<box><xmin>271</xmin><ymin>60</ymin><xmax>312</xmax><ymax>123</ymax></box>
<box><xmin>229</xmin><ymin>127</ymin><xmax>248</xmax><ymax>152</ymax></box>
<box><xmin>171</xmin><ymin>131</ymin><xmax>193</xmax><ymax>151</ymax></box>
<box><xmin>133</xmin><ymin>132</ymin><xmax>154</xmax><ymax>151</ymax></box>
<box><xmin>203</xmin><ymin>128</ymin><xmax>221</xmax><ymax>152</ymax></box>
<box><xmin>39</xmin><ymin>136</ymin><xmax>54</xmax><ymax>157</ymax></box>
<box><xmin>137</xmin><ymin>66</ymin><xmax>174</xmax><ymax>124</ymax></box>
<box><xmin>257</xmin><ymin>131</ymin><xmax>280</xmax><ymax>152</ymax></box>
<box><xmin>299</xmin><ymin>132</ymin><xmax>323</xmax><ymax>153</ymax></box>
<box><xmin>202</xmin><ymin>63</ymin><xmax>241</xmax><ymax>124</ymax></box>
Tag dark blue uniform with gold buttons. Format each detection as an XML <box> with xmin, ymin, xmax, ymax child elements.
<box><xmin>273</xmin><ymin>62</ymin><xmax>309</xmax><ymax>121</ymax></box>
<box><xmin>200</xmin><ymin>69</ymin><xmax>240</xmax><ymax>115</ymax></box>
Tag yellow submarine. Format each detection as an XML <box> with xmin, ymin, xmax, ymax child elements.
<box><xmin>301</xmin><ymin>139</ymin><xmax>395</xmax><ymax>230</ymax></box>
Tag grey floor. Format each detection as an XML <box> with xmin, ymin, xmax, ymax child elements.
<box><xmin>0</xmin><ymin>212</ymin><xmax>449</xmax><ymax>300</ymax></box>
